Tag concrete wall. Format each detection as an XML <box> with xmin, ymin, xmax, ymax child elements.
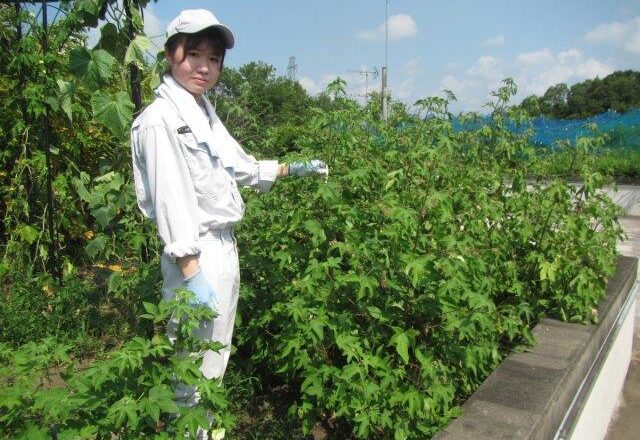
<box><xmin>563</xmin><ymin>300</ymin><xmax>635</xmax><ymax>439</ymax></box>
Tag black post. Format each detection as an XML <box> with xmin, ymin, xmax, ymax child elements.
<box><xmin>42</xmin><ymin>0</ymin><xmax>60</xmax><ymax>279</ymax></box>
<box><xmin>123</xmin><ymin>0</ymin><xmax>149</xmax><ymax>263</ymax></box>
<box><xmin>124</xmin><ymin>0</ymin><xmax>142</xmax><ymax>113</ymax></box>
<box><xmin>15</xmin><ymin>1</ymin><xmax>38</xmax><ymax>228</ymax></box>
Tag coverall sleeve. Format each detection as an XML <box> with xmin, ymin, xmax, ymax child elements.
<box><xmin>230</xmin><ymin>139</ymin><xmax>280</xmax><ymax>193</ymax></box>
<box><xmin>132</xmin><ymin>124</ymin><xmax>201</xmax><ymax>260</ymax></box>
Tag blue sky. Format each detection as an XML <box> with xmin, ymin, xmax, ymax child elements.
<box><xmin>104</xmin><ymin>0</ymin><xmax>640</xmax><ymax>113</ymax></box>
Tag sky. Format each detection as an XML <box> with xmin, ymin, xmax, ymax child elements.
<box><xmin>94</xmin><ymin>0</ymin><xmax>640</xmax><ymax>113</ymax></box>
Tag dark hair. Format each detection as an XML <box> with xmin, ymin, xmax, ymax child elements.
<box><xmin>165</xmin><ymin>28</ymin><xmax>227</xmax><ymax>68</ymax></box>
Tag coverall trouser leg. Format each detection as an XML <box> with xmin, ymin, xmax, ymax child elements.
<box><xmin>161</xmin><ymin>228</ymin><xmax>240</xmax><ymax>405</ymax></box>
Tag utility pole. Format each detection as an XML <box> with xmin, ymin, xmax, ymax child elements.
<box><xmin>382</xmin><ymin>0</ymin><xmax>389</xmax><ymax>121</ymax></box>
<box><xmin>287</xmin><ymin>56</ymin><xmax>297</xmax><ymax>81</ymax></box>
<box><xmin>382</xmin><ymin>67</ymin><xmax>388</xmax><ymax>120</ymax></box>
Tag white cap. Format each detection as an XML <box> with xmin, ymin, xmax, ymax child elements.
<box><xmin>165</xmin><ymin>9</ymin><xmax>235</xmax><ymax>49</ymax></box>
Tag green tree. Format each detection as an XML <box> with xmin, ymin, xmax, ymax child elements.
<box><xmin>515</xmin><ymin>70</ymin><xmax>640</xmax><ymax>119</ymax></box>
<box><xmin>214</xmin><ymin>61</ymin><xmax>313</xmax><ymax>155</ymax></box>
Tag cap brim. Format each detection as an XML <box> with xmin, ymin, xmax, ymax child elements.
<box><xmin>165</xmin><ymin>24</ymin><xmax>235</xmax><ymax>49</ymax></box>
<box><xmin>203</xmin><ymin>24</ymin><xmax>234</xmax><ymax>49</ymax></box>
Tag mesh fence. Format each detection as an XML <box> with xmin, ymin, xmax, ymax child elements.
<box><xmin>529</xmin><ymin>109</ymin><xmax>640</xmax><ymax>148</ymax></box>
<box><xmin>453</xmin><ymin>109</ymin><xmax>640</xmax><ymax>149</ymax></box>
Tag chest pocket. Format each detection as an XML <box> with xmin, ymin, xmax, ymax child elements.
<box><xmin>177</xmin><ymin>132</ymin><xmax>213</xmax><ymax>179</ymax></box>
<box><xmin>177</xmin><ymin>133</ymin><xmax>231</xmax><ymax>201</ymax></box>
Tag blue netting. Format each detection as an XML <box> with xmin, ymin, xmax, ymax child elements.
<box><xmin>529</xmin><ymin>109</ymin><xmax>640</xmax><ymax>147</ymax></box>
<box><xmin>453</xmin><ymin>109</ymin><xmax>640</xmax><ymax>149</ymax></box>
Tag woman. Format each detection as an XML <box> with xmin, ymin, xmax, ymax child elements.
<box><xmin>131</xmin><ymin>8</ymin><xmax>327</xmax><ymax>407</ymax></box>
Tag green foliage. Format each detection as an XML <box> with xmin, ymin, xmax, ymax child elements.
<box><xmin>531</xmin><ymin>125</ymin><xmax>640</xmax><ymax>183</ymax></box>
<box><xmin>69</xmin><ymin>47</ymin><xmax>117</xmax><ymax>90</ymax></box>
<box><xmin>515</xmin><ymin>70</ymin><xmax>640</xmax><ymax>119</ymax></box>
<box><xmin>215</xmin><ymin>61</ymin><xmax>314</xmax><ymax>154</ymax></box>
<box><xmin>0</xmin><ymin>3</ymin><xmax>626</xmax><ymax>439</ymax></box>
<box><xmin>90</xmin><ymin>91</ymin><xmax>135</xmax><ymax>139</ymax></box>
<box><xmin>0</xmin><ymin>291</ymin><xmax>232</xmax><ymax>439</ymax></box>
<box><xmin>233</xmin><ymin>81</ymin><xmax>622</xmax><ymax>438</ymax></box>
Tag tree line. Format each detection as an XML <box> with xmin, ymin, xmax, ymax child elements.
<box><xmin>514</xmin><ymin>70</ymin><xmax>640</xmax><ymax>119</ymax></box>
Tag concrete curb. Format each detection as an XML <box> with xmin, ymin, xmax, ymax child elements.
<box><xmin>433</xmin><ymin>256</ymin><xmax>638</xmax><ymax>440</ymax></box>
<box><xmin>592</xmin><ymin>185</ymin><xmax>640</xmax><ymax>217</ymax></box>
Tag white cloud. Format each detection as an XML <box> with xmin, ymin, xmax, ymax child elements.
<box><xmin>482</xmin><ymin>34</ymin><xmax>505</xmax><ymax>47</ymax></box>
<box><xmin>298</xmin><ymin>76</ymin><xmax>320</xmax><ymax>95</ymax></box>
<box><xmin>388</xmin><ymin>14</ymin><xmax>418</xmax><ymax>40</ymax></box>
<box><xmin>625</xmin><ymin>29</ymin><xmax>640</xmax><ymax>53</ymax></box>
<box><xmin>393</xmin><ymin>77</ymin><xmax>416</xmax><ymax>100</ymax></box>
<box><xmin>515</xmin><ymin>48</ymin><xmax>613</xmax><ymax>96</ymax></box>
<box><xmin>390</xmin><ymin>58</ymin><xmax>423</xmax><ymax>101</ymax></box>
<box><xmin>575</xmin><ymin>58</ymin><xmax>613</xmax><ymax>78</ymax></box>
<box><xmin>297</xmin><ymin>73</ymin><xmax>364</xmax><ymax>95</ymax></box>
<box><xmin>585</xmin><ymin>21</ymin><xmax>628</xmax><ymax>43</ymax></box>
<box><xmin>585</xmin><ymin>16</ymin><xmax>640</xmax><ymax>54</ymax></box>
<box><xmin>435</xmin><ymin>48</ymin><xmax>614</xmax><ymax>112</ymax></box>
<box><xmin>516</xmin><ymin>48</ymin><xmax>553</xmax><ymax>66</ymax></box>
<box><xmin>466</xmin><ymin>56</ymin><xmax>504</xmax><ymax>81</ymax></box>
<box><xmin>433</xmin><ymin>57</ymin><xmax>507</xmax><ymax>111</ymax></box>
<box><xmin>557</xmin><ymin>49</ymin><xmax>581</xmax><ymax>64</ymax></box>
<box><xmin>357</xmin><ymin>14</ymin><xmax>417</xmax><ymax>41</ymax></box>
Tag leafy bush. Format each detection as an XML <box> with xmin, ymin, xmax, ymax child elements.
<box><xmin>0</xmin><ymin>291</ymin><xmax>233</xmax><ymax>439</ymax></box>
<box><xmin>233</xmin><ymin>84</ymin><xmax>623</xmax><ymax>439</ymax></box>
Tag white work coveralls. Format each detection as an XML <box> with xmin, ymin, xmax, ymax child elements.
<box><xmin>131</xmin><ymin>75</ymin><xmax>279</xmax><ymax>384</ymax></box>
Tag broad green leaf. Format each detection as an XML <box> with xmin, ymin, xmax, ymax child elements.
<box><xmin>45</xmin><ymin>96</ymin><xmax>59</xmax><ymax>111</ymax></box>
<box><xmin>125</xmin><ymin>35</ymin><xmax>152</xmax><ymax>69</ymax></box>
<box><xmin>76</xmin><ymin>0</ymin><xmax>101</xmax><ymax>15</ymax></box>
<box><xmin>303</xmin><ymin>219</ymin><xmax>326</xmax><ymax>246</ymax></box>
<box><xmin>74</xmin><ymin>0</ymin><xmax>102</xmax><ymax>27</ymax></box>
<box><xmin>92</xmin><ymin>203</ymin><xmax>117</xmax><ymax>228</ymax></box>
<box><xmin>72</xmin><ymin>178</ymin><xmax>92</xmax><ymax>204</ymax></box>
<box><xmin>56</xmin><ymin>79</ymin><xmax>75</xmax><ymax>122</ymax></box>
<box><xmin>395</xmin><ymin>332</ymin><xmax>410</xmax><ymax>365</ymax></box>
<box><xmin>540</xmin><ymin>261</ymin><xmax>557</xmax><ymax>282</ymax></box>
<box><xmin>94</xmin><ymin>171</ymin><xmax>125</xmax><ymax>192</ymax></box>
<box><xmin>96</xmin><ymin>22</ymin><xmax>124</xmax><ymax>60</ymax></box>
<box><xmin>107</xmin><ymin>272</ymin><xmax>124</xmax><ymax>294</ymax></box>
<box><xmin>309</xmin><ymin>319</ymin><xmax>324</xmax><ymax>340</ymax></box>
<box><xmin>91</xmin><ymin>91</ymin><xmax>135</xmax><ymax>138</ymax></box>
<box><xmin>69</xmin><ymin>48</ymin><xmax>116</xmax><ymax>90</ymax></box>
<box><xmin>367</xmin><ymin>305</ymin><xmax>389</xmax><ymax>323</ymax></box>
<box><xmin>85</xmin><ymin>234</ymin><xmax>108</xmax><ymax>259</ymax></box>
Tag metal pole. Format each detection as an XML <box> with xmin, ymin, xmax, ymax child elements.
<box><xmin>382</xmin><ymin>0</ymin><xmax>389</xmax><ymax>121</ymax></box>
<box><xmin>42</xmin><ymin>0</ymin><xmax>60</xmax><ymax>279</ymax></box>
<box><xmin>382</xmin><ymin>66</ymin><xmax>388</xmax><ymax>121</ymax></box>
<box><xmin>385</xmin><ymin>0</ymin><xmax>388</xmax><ymax>71</ymax></box>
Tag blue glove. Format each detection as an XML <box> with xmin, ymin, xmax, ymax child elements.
<box><xmin>182</xmin><ymin>270</ymin><xmax>217</xmax><ymax>310</ymax></box>
<box><xmin>288</xmin><ymin>160</ymin><xmax>329</xmax><ymax>177</ymax></box>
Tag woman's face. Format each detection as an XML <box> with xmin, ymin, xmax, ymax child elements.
<box><xmin>167</xmin><ymin>38</ymin><xmax>223</xmax><ymax>99</ymax></box>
